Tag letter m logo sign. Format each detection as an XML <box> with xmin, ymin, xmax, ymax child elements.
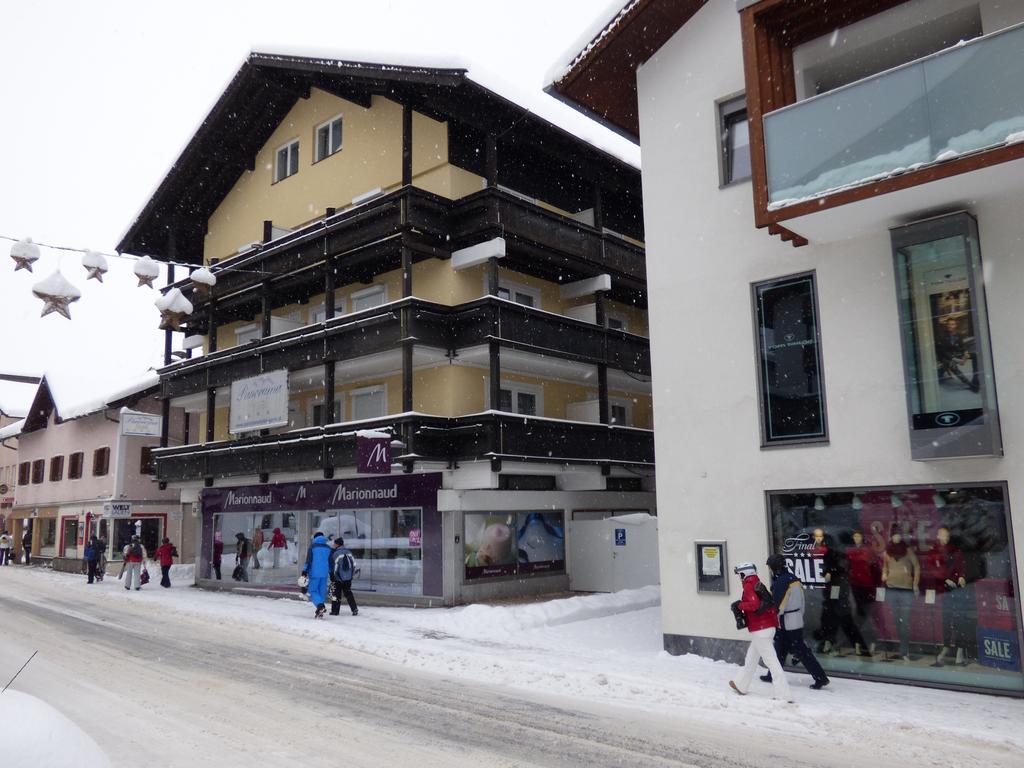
<box><xmin>356</xmin><ymin>435</ymin><xmax>392</xmax><ymax>474</ymax></box>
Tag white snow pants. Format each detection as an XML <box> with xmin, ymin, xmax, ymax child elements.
<box><xmin>735</xmin><ymin>627</ymin><xmax>791</xmax><ymax>700</ymax></box>
<box><xmin>272</xmin><ymin>548</ymin><xmax>281</xmax><ymax>569</ymax></box>
<box><xmin>124</xmin><ymin>561</ymin><xmax>141</xmax><ymax>589</ymax></box>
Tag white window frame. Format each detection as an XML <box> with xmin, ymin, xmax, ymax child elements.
<box><xmin>350</xmin><ymin>384</ymin><xmax>387</xmax><ymax>421</ymax></box>
<box><xmin>486</xmin><ymin>380</ymin><xmax>543</xmax><ymax>416</ymax></box>
<box><xmin>235</xmin><ymin>323</ymin><xmax>261</xmax><ymax>345</ymax></box>
<box><xmin>493</xmin><ymin>278</ymin><xmax>541</xmax><ymax>308</ymax></box>
<box><xmin>274</xmin><ymin>139</ymin><xmax>300</xmax><ymax>183</ymax></box>
<box><xmin>309</xmin><ymin>296</ymin><xmax>347</xmax><ymax>325</ymax></box>
<box><xmin>308</xmin><ymin>398</ymin><xmax>343</xmax><ymax>427</ymax></box>
<box><xmin>314</xmin><ymin>114</ymin><xmax>343</xmax><ymax>162</ymax></box>
<box><xmin>350</xmin><ymin>285</ymin><xmax>387</xmax><ymax>313</ymax></box>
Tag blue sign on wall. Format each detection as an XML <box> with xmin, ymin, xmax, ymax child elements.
<box><xmin>977</xmin><ymin>627</ymin><xmax>1020</xmax><ymax>671</ymax></box>
<box><xmin>614</xmin><ymin>528</ymin><xmax>626</xmax><ymax>546</ymax></box>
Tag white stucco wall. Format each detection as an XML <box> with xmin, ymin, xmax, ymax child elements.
<box><xmin>637</xmin><ymin>0</ymin><xmax>1024</xmax><ymax>645</ymax></box>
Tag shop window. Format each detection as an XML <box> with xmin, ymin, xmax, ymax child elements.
<box><xmin>274</xmin><ymin>139</ymin><xmax>299</xmax><ymax>183</ymax></box>
<box><xmin>49</xmin><ymin>455</ymin><xmax>64</xmax><ymax>482</ymax></box>
<box><xmin>92</xmin><ymin>447</ymin><xmax>110</xmax><ymax>477</ymax></box>
<box><xmin>68</xmin><ymin>452</ymin><xmax>84</xmax><ymax>479</ymax></box>
<box><xmin>39</xmin><ymin>518</ymin><xmax>57</xmax><ymax>555</ymax></box>
<box><xmin>464</xmin><ymin>511</ymin><xmax>565</xmax><ymax>580</ymax></box>
<box><xmin>140</xmin><ymin>447</ymin><xmax>155</xmax><ymax>475</ymax></box>
<box><xmin>31</xmin><ymin>459</ymin><xmax>44</xmax><ymax>484</ymax></box>
<box><xmin>18</xmin><ymin>461</ymin><xmax>30</xmax><ymax>485</ymax></box>
<box><xmin>718</xmin><ymin>94</ymin><xmax>751</xmax><ymax>186</ymax></box>
<box><xmin>891</xmin><ymin>212</ymin><xmax>1001</xmax><ymax>459</ymax></box>
<box><xmin>314</xmin><ymin>507</ymin><xmax>424</xmax><ymax>596</ymax></box>
<box><xmin>315</xmin><ymin>115</ymin><xmax>343</xmax><ymax>162</ymax></box>
<box><xmin>752</xmin><ymin>271</ymin><xmax>828</xmax><ymax>446</ymax></box>
<box><xmin>62</xmin><ymin>517</ymin><xmax>78</xmax><ymax>558</ymax></box>
<box><xmin>767</xmin><ymin>484</ymin><xmax>1022</xmax><ymax>694</ymax></box>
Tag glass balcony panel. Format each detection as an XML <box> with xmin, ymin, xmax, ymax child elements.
<box><xmin>764</xmin><ymin>23</ymin><xmax>1024</xmax><ymax>207</ymax></box>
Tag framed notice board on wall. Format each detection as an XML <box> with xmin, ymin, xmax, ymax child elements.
<box><xmin>695</xmin><ymin>541</ymin><xmax>728</xmax><ymax>594</ymax></box>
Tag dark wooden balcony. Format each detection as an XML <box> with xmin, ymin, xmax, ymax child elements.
<box><xmin>161</xmin><ymin>297</ymin><xmax>651</xmax><ymax>400</ymax></box>
<box><xmin>152</xmin><ymin>412</ymin><xmax>654</xmax><ymax>483</ymax></box>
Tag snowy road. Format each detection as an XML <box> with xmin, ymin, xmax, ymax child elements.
<box><xmin>1</xmin><ymin>567</ymin><xmax>1022</xmax><ymax>767</ymax></box>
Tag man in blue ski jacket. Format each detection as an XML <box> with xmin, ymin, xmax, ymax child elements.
<box><xmin>761</xmin><ymin>554</ymin><xmax>830</xmax><ymax>690</ymax></box>
<box><xmin>302</xmin><ymin>532</ymin><xmax>332</xmax><ymax>619</ymax></box>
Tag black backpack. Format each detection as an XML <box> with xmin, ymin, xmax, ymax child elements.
<box><xmin>130</xmin><ymin>543</ymin><xmax>143</xmax><ymax>559</ymax></box>
<box><xmin>753</xmin><ymin>581</ymin><xmax>774</xmax><ymax>614</ymax></box>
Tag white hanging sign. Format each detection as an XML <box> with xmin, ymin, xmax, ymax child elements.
<box><xmin>230</xmin><ymin>370</ymin><xmax>289</xmax><ymax>434</ymax></box>
<box><xmin>121</xmin><ymin>410</ymin><xmax>162</xmax><ymax>437</ymax></box>
<box><xmin>103</xmin><ymin>502</ymin><xmax>133</xmax><ymax>518</ymax></box>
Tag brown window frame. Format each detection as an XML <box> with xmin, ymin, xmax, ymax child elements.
<box><xmin>139</xmin><ymin>446</ymin><xmax>155</xmax><ymax>476</ymax></box>
<box><xmin>49</xmin><ymin>455</ymin><xmax>64</xmax><ymax>482</ymax></box>
<box><xmin>68</xmin><ymin>452</ymin><xmax>84</xmax><ymax>480</ymax></box>
<box><xmin>31</xmin><ymin>459</ymin><xmax>44</xmax><ymax>484</ymax></box>
<box><xmin>92</xmin><ymin>446</ymin><xmax>110</xmax><ymax>477</ymax></box>
<box><xmin>18</xmin><ymin>461</ymin><xmax>30</xmax><ymax>486</ymax></box>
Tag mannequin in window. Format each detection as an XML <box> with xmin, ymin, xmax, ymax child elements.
<box><xmin>845</xmin><ymin>530</ymin><xmax>879</xmax><ymax>656</ymax></box>
<box><xmin>921</xmin><ymin>526</ymin><xmax>968</xmax><ymax>666</ymax></box>
<box><xmin>815</xmin><ymin>530</ymin><xmax>869</xmax><ymax>656</ymax></box>
<box><xmin>881</xmin><ymin>530</ymin><xmax>920</xmax><ymax>661</ymax></box>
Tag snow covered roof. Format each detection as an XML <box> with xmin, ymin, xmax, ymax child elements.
<box><xmin>21</xmin><ymin>370</ymin><xmax>161</xmax><ymax>431</ymax></box>
<box><xmin>0</xmin><ymin>419</ymin><xmax>25</xmax><ymax>441</ymax></box>
<box><xmin>0</xmin><ymin>377</ymin><xmax>39</xmax><ymax>418</ymax></box>
<box><xmin>118</xmin><ymin>51</ymin><xmax>642</xmax><ymax>262</ymax></box>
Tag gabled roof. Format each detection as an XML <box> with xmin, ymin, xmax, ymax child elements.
<box><xmin>118</xmin><ymin>52</ymin><xmax>643</xmax><ymax>263</ymax></box>
<box><xmin>0</xmin><ymin>374</ymin><xmax>40</xmax><ymax>419</ymax></box>
<box><xmin>546</xmin><ymin>0</ymin><xmax>709</xmax><ymax>141</ymax></box>
<box><xmin>20</xmin><ymin>372</ymin><xmax>160</xmax><ymax>434</ymax></box>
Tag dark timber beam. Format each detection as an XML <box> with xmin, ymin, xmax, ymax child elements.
<box><xmin>402</xmin><ymin>105</ymin><xmax>413</xmax><ymax>186</ymax></box>
<box><xmin>205</xmin><ymin>387</ymin><xmax>216</xmax><ymax>443</ymax></box>
<box><xmin>485</xmin><ymin>133</ymin><xmax>498</xmax><ymax>187</ymax></box>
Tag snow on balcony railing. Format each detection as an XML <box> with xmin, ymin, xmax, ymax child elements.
<box><xmin>764</xmin><ymin>21</ymin><xmax>1024</xmax><ymax>209</ymax></box>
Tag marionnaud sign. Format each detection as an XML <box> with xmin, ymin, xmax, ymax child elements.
<box><xmin>121</xmin><ymin>410</ymin><xmax>162</xmax><ymax>437</ymax></box>
<box><xmin>103</xmin><ymin>502</ymin><xmax>133</xmax><ymax>518</ymax></box>
<box><xmin>356</xmin><ymin>431</ymin><xmax>392</xmax><ymax>474</ymax></box>
<box><xmin>229</xmin><ymin>370</ymin><xmax>289</xmax><ymax>434</ymax></box>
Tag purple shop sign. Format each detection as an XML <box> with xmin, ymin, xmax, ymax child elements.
<box><xmin>202</xmin><ymin>473</ymin><xmax>442</xmax><ymax>515</ymax></box>
<box><xmin>357</xmin><ymin>432</ymin><xmax>392</xmax><ymax>474</ymax></box>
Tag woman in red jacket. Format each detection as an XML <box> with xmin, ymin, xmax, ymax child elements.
<box><xmin>729</xmin><ymin>561</ymin><xmax>792</xmax><ymax>702</ymax></box>
<box><xmin>155</xmin><ymin>537</ymin><xmax>177</xmax><ymax>588</ymax></box>
<box><xmin>268</xmin><ymin>527</ymin><xmax>288</xmax><ymax>569</ymax></box>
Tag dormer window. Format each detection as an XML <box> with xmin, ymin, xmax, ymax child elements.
<box><xmin>315</xmin><ymin>115</ymin><xmax>343</xmax><ymax>162</ymax></box>
<box><xmin>274</xmin><ymin>139</ymin><xmax>299</xmax><ymax>183</ymax></box>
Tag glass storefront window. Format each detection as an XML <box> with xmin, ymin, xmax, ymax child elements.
<box><xmin>38</xmin><ymin>518</ymin><xmax>57</xmax><ymax>556</ymax></box>
<box><xmin>464</xmin><ymin>511</ymin><xmax>566</xmax><ymax>580</ymax></box>
<box><xmin>768</xmin><ymin>485</ymin><xmax>1022</xmax><ymax>693</ymax></box>
<box><xmin>62</xmin><ymin>517</ymin><xmax>78</xmax><ymax>558</ymax></box>
<box><xmin>891</xmin><ymin>212</ymin><xmax>1001</xmax><ymax>459</ymax></box>
<box><xmin>112</xmin><ymin>517</ymin><xmax>162</xmax><ymax>560</ymax></box>
<box><xmin>314</xmin><ymin>508</ymin><xmax>423</xmax><ymax>596</ymax></box>
<box><xmin>752</xmin><ymin>272</ymin><xmax>827</xmax><ymax>445</ymax></box>
<box><xmin>212</xmin><ymin>512</ymin><xmax>300</xmax><ymax>584</ymax></box>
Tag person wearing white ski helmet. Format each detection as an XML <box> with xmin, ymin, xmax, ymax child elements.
<box><xmin>729</xmin><ymin>561</ymin><xmax>792</xmax><ymax>702</ymax></box>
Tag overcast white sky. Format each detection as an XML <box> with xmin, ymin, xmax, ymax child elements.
<box><xmin>0</xmin><ymin>0</ymin><xmax>627</xmax><ymax>408</ymax></box>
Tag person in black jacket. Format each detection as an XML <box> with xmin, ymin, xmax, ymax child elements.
<box><xmin>85</xmin><ymin>536</ymin><xmax>102</xmax><ymax>584</ymax></box>
<box><xmin>761</xmin><ymin>554</ymin><xmax>830</xmax><ymax>690</ymax></box>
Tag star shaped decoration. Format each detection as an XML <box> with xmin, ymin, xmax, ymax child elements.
<box><xmin>158</xmin><ymin>310</ymin><xmax>187</xmax><ymax>331</ymax></box>
<box><xmin>134</xmin><ymin>255</ymin><xmax>160</xmax><ymax>288</ymax></box>
<box><xmin>10</xmin><ymin>237</ymin><xmax>41</xmax><ymax>272</ymax></box>
<box><xmin>82</xmin><ymin>249</ymin><xmax>109</xmax><ymax>282</ymax></box>
<box><xmin>137</xmin><ymin>272</ymin><xmax>156</xmax><ymax>288</ymax></box>
<box><xmin>87</xmin><ymin>267</ymin><xmax>106</xmax><ymax>282</ymax></box>
<box><xmin>32</xmin><ymin>269</ymin><xmax>81</xmax><ymax>321</ymax></box>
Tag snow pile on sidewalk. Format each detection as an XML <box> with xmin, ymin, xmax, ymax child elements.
<box><xmin>0</xmin><ymin>690</ymin><xmax>111</xmax><ymax>767</ymax></box>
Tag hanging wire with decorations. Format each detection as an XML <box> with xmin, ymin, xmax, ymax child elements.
<box><xmin>3</xmin><ymin>234</ymin><xmax>218</xmax><ymax>327</ymax></box>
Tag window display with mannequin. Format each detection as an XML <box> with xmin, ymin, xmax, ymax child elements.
<box><xmin>881</xmin><ymin>529</ymin><xmax>920</xmax><ymax>661</ymax></box>
<box><xmin>921</xmin><ymin>525</ymin><xmax>968</xmax><ymax>666</ymax></box>
<box><xmin>814</xmin><ymin>529</ymin><xmax>870</xmax><ymax>657</ymax></box>
<box><xmin>846</xmin><ymin>530</ymin><xmax>880</xmax><ymax>651</ymax></box>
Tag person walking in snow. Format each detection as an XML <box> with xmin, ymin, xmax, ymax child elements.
<box><xmin>302</xmin><ymin>531</ymin><xmax>332</xmax><ymax>619</ymax></box>
<box><xmin>212</xmin><ymin>531</ymin><xmax>224</xmax><ymax>580</ymax></box>
<box><xmin>729</xmin><ymin>561</ymin><xmax>792</xmax><ymax>702</ymax></box>
<box><xmin>22</xmin><ymin>529</ymin><xmax>32</xmax><ymax>565</ymax></box>
<box><xmin>268</xmin><ymin>527</ymin><xmax>287</xmax><ymax>569</ymax></box>
<box><xmin>234</xmin><ymin>532</ymin><xmax>251</xmax><ymax>582</ymax></box>
<box><xmin>155</xmin><ymin>537</ymin><xmax>178</xmax><ymax>588</ymax></box>
<box><xmin>761</xmin><ymin>554</ymin><xmax>829</xmax><ymax>690</ymax></box>
<box><xmin>0</xmin><ymin>530</ymin><xmax>11</xmax><ymax>565</ymax></box>
<box><xmin>329</xmin><ymin>537</ymin><xmax>359</xmax><ymax>616</ymax></box>
<box><xmin>252</xmin><ymin>527</ymin><xmax>265</xmax><ymax>570</ymax></box>
<box><xmin>84</xmin><ymin>536</ymin><xmax>102</xmax><ymax>584</ymax></box>
<box><xmin>122</xmin><ymin>535</ymin><xmax>146</xmax><ymax>591</ymax></box>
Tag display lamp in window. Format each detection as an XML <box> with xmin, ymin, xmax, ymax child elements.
<box><xmin>190</xmin><ymin>266</ymin><xmax>216</xmax><ymax>297</ymax></box>
<box><xmin>9</xmin><ymin>237</ymin><xmax>40</xmax><ymax>272</ymax></box>
<box><xmin>133</xmin><ymin>255</ymin><xmax>160</xmax><ymax>288</ymax></box>
<box><xmin>81</xmin><ymin>249</ymin><xmax>108</xmax><ymax>282</ymax></box>
<box><xmin>155</xmin><ymin>287</ymin><xmax>193</xmax><ymax>331</ymax></box>
<box><xmin>32</xmin><ymin>269</ymin><xmax>81</xmax><ymax>320</ymax></box>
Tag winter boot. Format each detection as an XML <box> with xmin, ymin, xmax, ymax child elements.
<box><xmin>955</xmin><ymin>647</ymin><xmax>966</xmax><ymax>666</ymax></box>
<box><xmin>810</xmin><ymin>678</ymin><xmax>830</xmax><ymax>690</ymax></box>
<box><xmin>932</xmin><ymin>646</ymin><xmax>949</xmax><ymax>667</ymax></box>
<box><xmin>315</xmin><ymin>604</ymin><xmax>326</xmax><ymax>619</ymax></box>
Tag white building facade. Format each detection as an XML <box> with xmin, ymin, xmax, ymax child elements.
<box><xmin>551</xmin><ymin>0</ymin><xmax>1024</xmax><ymax>695</ymax></box>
